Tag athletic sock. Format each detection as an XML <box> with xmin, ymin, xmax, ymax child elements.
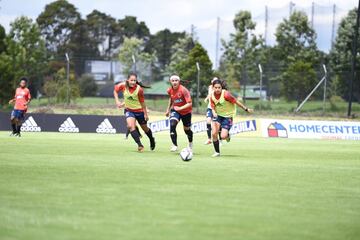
<box><xmin>170</xmin><ymin>122</ymin><xmax>178</xmax><ymax>146</ymax></box>
<box><xmin>184</xmin><ymin>129</ymin><xmax>193</xmax><ymax>143</ymax></box>
<box><xmin>16</xmin><ymin>124</ymin><xmax>22</xmax><ymax>134</ymax></box>
<box><xmin>11</xmin><ymin>123</ymin><xmax>16</xmax><ymax>133</ymax></box>
<box><xmin>206</xmin><ymin>123</ymin><xmax>211</xmax><ymax>139</ymax></box>
<box><xmin>145</xmin><ymin>129</ymin><xmax>155</xmax><ymax>150</ymax></box>
<box><xmin>130</xmin><ymin>130</ymin><xmax>143</xmax><ymax>147</ymax></box>
<box><xmin>213</xmin><ymin>140</ymin><xmax>220</xmax><ymax>153</ymax></box>
<box><xmin>136</xmin><ymin>126</ymin><xmax>142</xmax><ymax>138</ymax></box>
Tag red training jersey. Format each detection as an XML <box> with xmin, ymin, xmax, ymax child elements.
<box><xmin>14</xmin><ymin>87</ymin><xmax>31</xmax><ymax>111</ymax></box>
<box><xmin>210</xmin><ymin>90</ymin><xmax>237</xmax><ymax>109</ymax></box>
<box><xmin>114</xmin><ymin>82</ymin><xmax>145</xmax><ymax>112</ymax></box>
<box><xmin>167</xmin><ymin>84</ymin><xmax>192</xmax><ymax>115</ymax></box>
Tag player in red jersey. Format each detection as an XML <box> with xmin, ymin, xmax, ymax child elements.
<box><xmin>165</xmin><ymin>75</ymin><xmax>193</xmax><ymax>152</ymax></box>
<box><xmin>114</xmin><ymin>73</ymin><xmax>155</xmax><ymax>152</ymax></box>
<box><xmin>8</xmin><ymin>77</ymin><xmax>31</xmax><ymax>137</ymax></box>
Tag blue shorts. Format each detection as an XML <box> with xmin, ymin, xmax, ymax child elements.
<box><xmin>11</xmin><ymin>109</ymin><xmax>25</xmax><ymax>120</ymax></box>
<box><xmin>124</xmin><ymin>109</ymin><xmax>147</xmax><ymax>125</ymax></box>
<box><xmin>213</xmin><ymin>116</ymin><xmax>233</xmax><ymax>130</ymax></box>
<box><xmin>170</xmin><ymin>110</ymin><xmax>192</xmax><ymax>127</ymax></box>
<box><xmin>206</xmin><ymin>108</ymin><xmax>213</xmax><ymax>118</ymax></box>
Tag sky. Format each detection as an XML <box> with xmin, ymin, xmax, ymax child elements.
<box><xmin>0</xmin><ymin>0</ymin><xmax>357</xmax><ymax>66</ymax></box>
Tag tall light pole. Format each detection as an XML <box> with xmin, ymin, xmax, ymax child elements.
<box><xmin>347</xmin><ymin>0</ymin><xmax>360</xmax><ymax>118</ymax></box>
<box><xmin>258</xmin><ymin>64</ymin><xmax>263</xmax><ymax>111</ymax></box>
<box><xmin>323</xmin><ymin>64</ymin><xmax>327</xmax><ymax>114</ymax></box>
<box><xmin>196</xmin><ymin>62</ymin><xmax>200</xmax><ymax>114</ymax></box>
<box><xmin>65</xmin><ymin>53</ymin><xmax>70</xmax><ymax>105</ymax></box>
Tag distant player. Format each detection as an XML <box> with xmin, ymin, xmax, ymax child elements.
<box><xmin>165</xmin><ymin>75</ymin><xmax>193</xmax><ymax>152</ymax></box>
<box><xmin>8</xmin><ymin>77</ymin><xmax>31</xmax><ymax>137</ymax></box>
<box><xmin>114</xmin><ymin>73</ymin><xmax>155</xmax><ymax>152</ymax></box>
<box><xmin>203</xmin><ymin>77</ymin><xmax>218</xmax><ymax>145</ymax></box>
<box><xmin>210</xmin><ymin>79</ymin><xmax>253</xmax><ymax>157</ymax></box>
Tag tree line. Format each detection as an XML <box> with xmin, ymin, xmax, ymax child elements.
<box><xmin>0</xmin><ymin>0</ymin><xmax>359</xmax><ymax>106</ymax></box>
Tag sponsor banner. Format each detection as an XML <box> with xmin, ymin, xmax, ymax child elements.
<box><xmin>0</xmin><ymin>112</ymin><xmax>127</xmax><ymax>133</ymax></box>
<box><xmin>261</xmin><ymin>119</ymin><xmax>360</xmax><ymax>140</ymax></box>
<box><xmin>148</xmin><ymin>119</ymin><xmax>258</xmax><ymax>135</ymax></box>
<box><xmin>229</xmin><ymin>120</ymin><xmax>257</xmax><ymax>135</ymax></box>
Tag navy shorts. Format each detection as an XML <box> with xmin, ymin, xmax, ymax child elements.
<box><xmin>206</xmin><ymin>108</ymin><xmax>213</xmax><ymax>118</ymax></box>
<box><xmin>170</xmin><ymin>110</ymin><xmax>192</xmax><ymax>127</ymax></box>
<box><xmin>125</xmin><ymin>109</ymin><xmax>147</xmax><ymax>125</ymax></box>
<box><xmin>213</xmin><ymin>116</ymin><xmax>233</xmax><ymax>130</ymax></box>
<box><xmin>11</xmin><ymin>109</ymin><xmax>25</xmax><ymax>120</ymax></box>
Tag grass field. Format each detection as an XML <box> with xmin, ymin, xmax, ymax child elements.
<box><xmin>1</xmin><ymin>132</ymin><xmax>360</xmax><ymax>240</ymax></box>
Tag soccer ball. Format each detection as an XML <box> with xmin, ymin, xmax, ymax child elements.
<box><xmin>180</xmin><ymin>148</ymin><xmax>193</xmax><ymax>161</ymax></box>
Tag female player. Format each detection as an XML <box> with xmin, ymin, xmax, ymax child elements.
<box><xmin>203</xmin><ymin>77</ymin><xmax>218</xmax><ymax>145</ymax></box>
<box><xmin>8</xmin><ymin>77</ymin><xmax>31</xmax><ymax>137</ymax></box>
<box><xmin>113</xmin><ymin>73</ymin><xmax>155</xmax><ymax>152</ymax></box>
<box><xmin>210</xmin><ymin>79</ymin><xmax>253</xmax><ymax>157</ymax></box>
<box><xmin>165</xmin><ymin>75</ymin><xmax>193</xmax><ymax>152</ymax></box>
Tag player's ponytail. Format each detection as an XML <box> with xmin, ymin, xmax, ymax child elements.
<box><xmin>126</xmin><ymin>72</ymin><xmax>151</xmax><ymax>88</ymax></box>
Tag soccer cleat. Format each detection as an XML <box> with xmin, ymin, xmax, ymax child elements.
<box><xmin>9</xmin><ymin>132</ymin><xmax>16</xmax><ymax>137</ymax></box>
<box><xmin>170</xmin><ymin>145</ymin><xmax>178</xmax><ymax>152</ymax></box>
<box><xmin>204</xmin><ymin>139</ymin><xmax>212</xmax><ymax>145</ymax></box>
<box><xmin>226</xmin><ymin>135</ymin><xmax>231</xmax><ymax>142</ymax></box>
<box><xmin>150</xmin><ymin>137</ymin><xmax>156</xmax><ymax>151</ymax></box>
<box><xmin>212</xmin><ymin>152</ymin><xmax>220</xmax><ymax>157</ymax></box>
<box><xmin>138</xmin><ymin>145</ymin><xmax>144</xmax><ymax>152</ymax></box>
<box><xmin>15</xmin><ymin>133</ymin><xmax>21</xmax><ymax>137</ymax></box>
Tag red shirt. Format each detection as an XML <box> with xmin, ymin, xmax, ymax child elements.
<box><xmin>167</xmin><ymin>85</ymin><xmax>192</xmax><ymax>115</ymax></box>
<box><xmin>14</xmin><ymin>87</ymin><xmax>31</xmax><ymax>111</ymax></box>
<box><xmin>210</xmin><ymin>90</ymin><xmax>237</xmax><ymax>109</ymax></box>
<box><xmin>114</xmin><ymin>82</ymin><xmax>145</xmax><ymax>112</ymax></box>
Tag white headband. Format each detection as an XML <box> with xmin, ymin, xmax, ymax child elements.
<box><xmin>170</xmin><ymin>75</ymin><xmax>180</xmax><ymax>81</ymax></box>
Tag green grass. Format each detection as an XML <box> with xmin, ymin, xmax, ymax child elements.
<box><xmin>0</xmin><ymin>132</ymin><xmax>360</xmax><ymax>240</ymax></box>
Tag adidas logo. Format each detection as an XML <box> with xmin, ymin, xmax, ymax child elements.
<box><xmin>21</xmin><ymin>116</ymin><xmax>41</xmax><ymax>132</ymax></box>
<box><xmin>58</xmin><ymin>117</ymin><xmax>79</xmax><ymax>133</ymax></box>
<box><xmin>96</xmin><ymin>118</ymin><xmax>116</xmax><ymax>134</ymax></box>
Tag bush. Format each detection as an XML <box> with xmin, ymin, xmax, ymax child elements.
<box><xmin>329</xmin><ymin>95</ymin><xmax>345</xmax><ymax>111</ymax></box>
<box><xmin>78</xmin><ymin>74</ymin><xmax>98</xmax><ymax>97</ymax></box>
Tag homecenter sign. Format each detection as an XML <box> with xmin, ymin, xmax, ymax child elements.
<box><xmin>261</xmin><ymin>119</ymin><xmax>360</xmax><ymax>140</ymax></box>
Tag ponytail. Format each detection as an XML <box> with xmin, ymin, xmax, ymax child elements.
<box><xmin>126</xmin><ymin>72</ymin><xmax>151</xmax><ymax>88</ymax></box>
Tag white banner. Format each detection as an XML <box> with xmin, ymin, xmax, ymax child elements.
<box><xmin>261</xmin><ymin>119</ymin><xmax>360</xmax><ymax>140</ymax></box>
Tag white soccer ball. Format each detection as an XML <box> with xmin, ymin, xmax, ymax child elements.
<box><xmin>180</xmin><ymin>148</ymin><xmax>193</xmax><ymax>161</ymax></box>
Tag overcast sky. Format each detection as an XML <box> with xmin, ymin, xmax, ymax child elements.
<box><xmin>0</xmin><ymin>0</ymin><xmax>357</xmax><ymax>65</ymax></box>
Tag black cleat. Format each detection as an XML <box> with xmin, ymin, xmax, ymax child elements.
<box><xmin>150</xmin><ymin>137</ymin><xmax>156</xmax><ymax>151</ymax></box>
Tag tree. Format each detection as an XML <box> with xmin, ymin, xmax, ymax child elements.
<box><xmin>37</xmin><ymin>0</ymin><xmax>81</xmax><ymax>56</ymax></box>
<box><xmin>43</xmin><ymin>68</ymin><xmax>80</xmax><ymax>103</ymax></box>
<box><xmin>221</xmin><ymin>11</ymin><xmax>265</xmax><ymax>90</ymax></box>
<box><xmin>274</xmin><ymin>11</ymin><xmax>319</xmax><ymax>66</ymax></box>
<box><xmin>166</xmin><ymin>34</ymin><xmax>194</xmax><ymax>75</ymax></box>
<box><xmin>68</xmin><ymin>19</ymin><xmax>100</xmax><ymax>76</ymax></box>
<box><xmin>145</xmin><ymin>29</ymin><xmax>185</xmax><ymax>68</ymax></box>
<box><xmin>0</xmin><ymin>24</ymin><xmax>6</xmax><ymax>54</ymax></box>
<box><xmin>330</xmin><ymin>8</ymin><xmax>360</xmax><ymax>101</ymax></box>
<box><xmin>172</xmin><ymin>42</ymin><xmax>213</xmax><ymax>97</ymax></box>
<box><xmin>118</xmin><ymin>16</ymin><xmax>150</xmax><ymax>41</ymax></box>
<box><xmin>118</xmin><ymin>37</ymin><xmax>156</xmax><ymax>82</ymax></box>
<box><xmin>281</xmin><ymin>61</ymin><xmax>317</xmax><ymax>105</ymax></box>
<box><xmin>5</xmin><ymin>16</ymin><xmax>47</xmax><ymax>97</ymax></box>
<box><xmin>85</xmin><ymin>10</ymin><xmax>121</xmax><ymax>58</ymax></box>
<box><xmin>274</xmin><ymin>11</ymin><xmax>320</xmax><ymax>104</ymax></box>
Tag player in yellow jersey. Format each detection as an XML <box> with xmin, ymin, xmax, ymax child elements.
<box><xmin>210</xmin><ymin>79</ymin><xmax>253</xmax><ymax>157</ymax></box>
<box><xmin>114</xmin><ymin>73</ymin><xmax>155</xmax><ymax>152</ymax></box>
